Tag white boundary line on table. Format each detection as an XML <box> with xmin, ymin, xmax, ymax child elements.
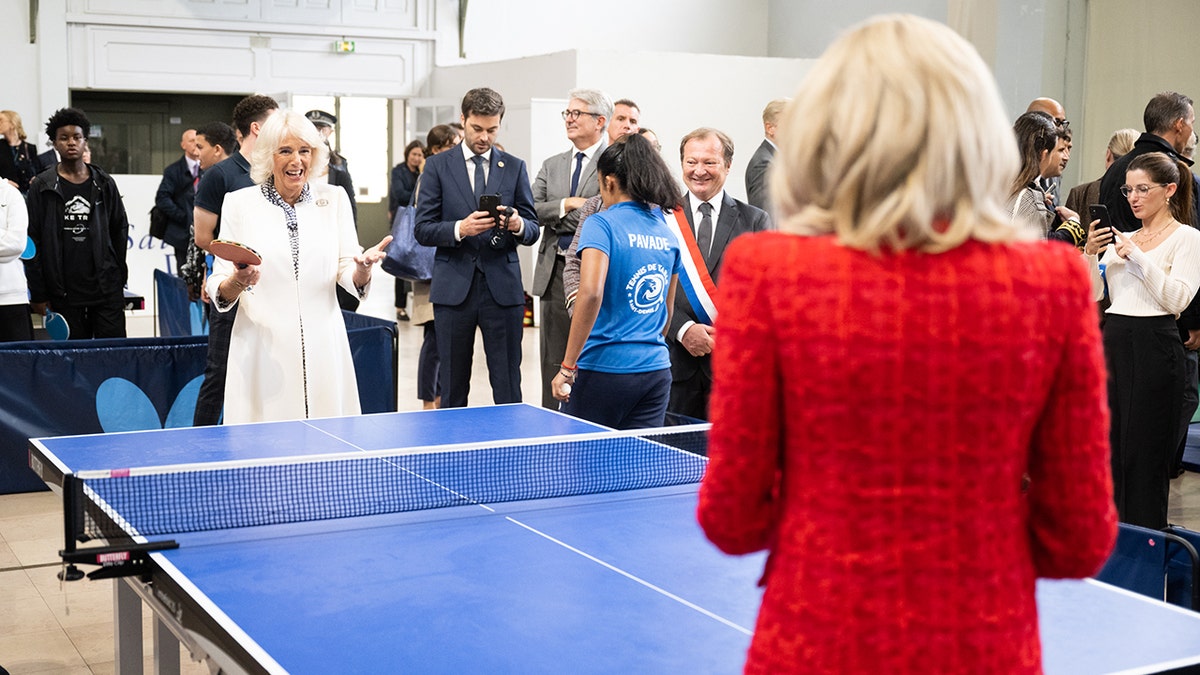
<box><xmin>504</xmin><ymin>515</ymin><xmax>753</xmax><ymax>636</ymax></box>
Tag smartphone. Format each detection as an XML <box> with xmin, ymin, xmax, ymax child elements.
<box><xmin>479</xmin><ymin>194</ymin><xmax>502</xmax><ymax>221</ymax></box>
<box><xmin>1088</xmin><ymin>203</ymin><xmax>1114</xmax><ymax>245</ymax></box>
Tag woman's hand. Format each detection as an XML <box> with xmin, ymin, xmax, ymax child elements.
<box><xmin>234</xmin><ymin>264</ymin><xmax>260</xmax><ymax>289</ymax></box>
<box><xmin>551</xmin><ymin>368</ymin><xmax>575</xmax><ymax>402</ymax></box>
<box><xmin>221</xmin><ymin>264</ymin><xmax>259</xmax><ymax>301</ymax></box>
<box><xmin>1083</xmin><ymin>219</ymin><xmax>1113</xmax><ymax>256</ymax></box>
<box><xmin>355</xmin><ymin>235</ymin><xmax>393</xmax><ymax>269</ymax></box>
<box><xmin>1112</xmin><ymin>228</ymin><xmax>1136</xmax><ymax>259</ymax></box>
<box><xmin>352</xmin><ymin>235</ymin><xmax>393</xmax><ymax>286</ymax></box>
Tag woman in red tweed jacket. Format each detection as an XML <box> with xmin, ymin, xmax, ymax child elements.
<box><xmin>697</xmin><ymin>15</ymin><xmax>1117</xmax><ymax>675</ymax></box>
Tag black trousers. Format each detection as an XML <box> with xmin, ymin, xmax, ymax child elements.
<box><xmin>1105</xmin><ymin>314</ymin><xmax>1185</xmax><ymax>530</ymax></box>
<box><xmin>56</xmin><ymin>298</ymin><xmax>126</xmax><ymax>339</ymax></box>
<box><xmin>0</xmin><ymin>304</ymin><xmax>33</xmax><ymax>342</ymax></box>
<box><xmin>417</xmin><ymin>321</ymin><xmax>440</xmax><ymax>402</ymax></box>
<box><xmin>193</xmin><ymin>302</ymin><xmax>237</xmax><ymax>425</ymax></box>
<box><xmin>668</xmin><ymin>366</ymin><xmax>712</xmax><ymax>421</ymax></box>
<box><xmin>538</xmin><ymin>255</ymin><xmax>569</xmax><ymax>409</ymax></box>
<box><xmin>434</xmin><ymin>269</ymin><xmax>523</xmax><ymax>408</ymax></box>
<box><xmin>562</xmin><ymin>367</ymin><xmax>671</xmax><ymax>430</ymax></box>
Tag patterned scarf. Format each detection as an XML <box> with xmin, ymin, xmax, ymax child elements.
<box><xmin>261</xmin><ymin>177</ymin><xmax>312</xmax><ymax>280</ymax></box>
<box><xmin>260</xmin><ymin>177</ymin><xmax>314</xmax><ymax>416</ymax></box>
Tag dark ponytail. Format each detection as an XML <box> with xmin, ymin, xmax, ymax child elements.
<box><xmin>595</xmin><ymin>134</ymin><xmax>681</xmax><ymax>211</ymax></box>
<box><xmin>1173</xmin><ymin>159</ymin><xmax>1196</xmax><ymax>226</ymax></box>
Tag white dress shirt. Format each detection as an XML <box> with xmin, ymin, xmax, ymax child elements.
<box><xmin>559</xmin><ymin>138</ymin><xmax>605</xmax><ymax>218</ymax></box>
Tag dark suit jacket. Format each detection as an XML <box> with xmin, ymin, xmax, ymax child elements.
<box><xmin>531</xmin><ymin>141</ymin><xmax>605</xmax><ymax>296</ymax></box>
<box><xmin>669</xmin><ymin>191</ymin><xmax>771</xmax><ymax>381</ymax></box>
<box><xmin>744</xmin><ymin>139</ymin><xmax>775</xmax><ymax>214</ymax></box>
<box><xmin>328</xmin><ymin>165</ymin><xmax>358</xmax><ymax>226</ymax></box>
<box><xmin>0</xmin><ymin>140</ymin><xmax>47</xmax><ymax>193</ymax></box>
<box><xmin>37</xmin><ymin>148</ymin><xmax>57</xmax><ymax>169</ymax></box>
<box><xmin>153</xmin><ymin>156</ymin><xmax>197</xmax><ymax>248</ymax></box>
<box><xmin>413</xmin><ymin>147</ymin><xmax>539</xmax><ymax>307</ymax></box>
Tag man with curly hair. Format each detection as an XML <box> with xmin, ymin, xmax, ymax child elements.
<box><xmin>24</xmin><ymin>107</ymin><xmax>130</xmax><ymax>338</ymax></box>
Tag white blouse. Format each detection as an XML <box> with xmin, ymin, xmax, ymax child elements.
<box><xmin>1087</xmin><ymin>224</ymin><xmax>1200</xmax><ymax>318</ymax></box>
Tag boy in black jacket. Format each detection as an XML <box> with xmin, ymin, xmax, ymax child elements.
<box><xmin>25</xmin><ymin>108</ymin><xmax>129</xmax><ymax>338</ymax></box>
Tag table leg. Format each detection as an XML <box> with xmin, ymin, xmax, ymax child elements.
<box><xmin>114</xmin><ymin>578</ymin><xmax>143</xmax><ymax>674</ymax></box>
<box><xmin>153</xmin><ymin>616</ymin><xmax>181</xmax><ymax>675</ymax></box>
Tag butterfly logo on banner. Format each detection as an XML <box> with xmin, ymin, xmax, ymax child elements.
<box><xmin>95</xmin><ymin>376</ymin><xmax>205</xmax><ymax>432</ymax></box>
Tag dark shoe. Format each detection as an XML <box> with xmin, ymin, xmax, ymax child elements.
<box><xmin>396</xmin><ymin>309</ymin><xmax>410</xmax><ymax>322</ymax></box>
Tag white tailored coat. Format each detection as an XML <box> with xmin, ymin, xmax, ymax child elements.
<box><xmin>206</xmin><ymin>182</ymin><xmax>366</xmax><ymax>424</ymax></box>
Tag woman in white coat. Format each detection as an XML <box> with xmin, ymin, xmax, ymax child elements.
<box><xmin>206</xmin><ymin>110</ymin><xmax>390</xmax><ymax>424</ymax></box>
<box><xmin>0</xmin><ymin>179</ymin><xmax>32</xmax><ymax>341</ymax></box>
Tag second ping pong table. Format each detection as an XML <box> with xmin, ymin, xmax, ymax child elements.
<box><xmin>27</xmin><ymin>403</ymin><xmax>1200</xmax><ymax>674</ymax></box>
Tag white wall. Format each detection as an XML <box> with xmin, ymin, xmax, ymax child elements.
<box><xmin>767</xmin><ymin>0</ymin><xmax>947</xmax><ymax>58</ymax></box>
<box><xmin>426</xmin><ymin>48</ymin><xmax>812</xmax><ymax>294</ymax></box>
<box><xmin>574</xmin><ymin>50</ymin><xmax>813</xmax><ymax>203</ymax></box>
<box><xmin>432</xmin><ymin>0</ymin><xmax>770</xmax><ymax>66</ymax></box>
<box><xmin>429</xmin><ymin>48</ymin><xmax>812</xmax><ymax>203</ymax></box>
<box><xmin>1078</xmin><ymin>0</ymin><xmax>1200</xmax><ymax>188</ymax></box>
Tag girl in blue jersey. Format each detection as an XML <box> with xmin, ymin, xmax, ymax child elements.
<box><xmin>552</xmin><ymin>133</ymin><xmax>683</xmax><ymax>429</ymax></box>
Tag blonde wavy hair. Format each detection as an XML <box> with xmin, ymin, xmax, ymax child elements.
<box><xmin>0</xmin><ymin>111</ymin><xmax>28</xmax><ymax>141</ymax></box>
<box><xmin>770</xmin><ymin>14</ymin><xmax>1023</xmax><ymax>253</ymax></box>
<box><xmin>250</xmin><ymin>110</ymin><xmax>330</xmax><ymax>186</ymax></box>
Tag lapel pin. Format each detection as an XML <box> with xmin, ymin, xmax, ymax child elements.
<box><xmin>498</xmin><ymin>161</ymin><xmax>505</xmax><ymax>168</ymax></box>
<box><xmin>316</xmin><ymin>198</ymin><xmax>329</xmax><ymax>207</ymax></box>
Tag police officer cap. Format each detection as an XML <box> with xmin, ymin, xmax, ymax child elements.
<box><xmin>305</xmin><ymin>110</ymin><xmax>337</xmax><ymax>127</ymax></box>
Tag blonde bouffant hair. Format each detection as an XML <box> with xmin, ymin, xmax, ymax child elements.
<box><xmin>770</xmin><ymin>14</ymin><xmax>1025</xmax><ymax>253</ymax></box>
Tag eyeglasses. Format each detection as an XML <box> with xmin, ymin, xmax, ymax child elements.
<box><xmin>1055</xmin><ymin>118</ymin><xmax>1070</xmax><ymax>128</ymax></box>
<box><xmin>1120</xmin><ymin>183</ymin><xmax>1169</xmax><ymax>198</ymax></box>
<box><xmin>561</xmin><ymin>109</ymin><xmax>600</xmax><ymax>121</ymax></box>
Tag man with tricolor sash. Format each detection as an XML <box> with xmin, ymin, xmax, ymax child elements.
<box><xmin>665</xmin><ymin>128</ymin><xmax>770</xmax><ymax>420</ymax></box>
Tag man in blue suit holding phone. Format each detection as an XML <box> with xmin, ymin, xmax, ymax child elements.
<box><xmin>415</xmin><ymin>88</ymin><xmax>539</xmax><ymax>408</ymax></box>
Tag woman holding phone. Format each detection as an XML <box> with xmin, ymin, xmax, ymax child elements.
<box><xmin>1085</xmin><ymin>150</ymin><xmax>1200</xmax><ymax>529</ymax></box>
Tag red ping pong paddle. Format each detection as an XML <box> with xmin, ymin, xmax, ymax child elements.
<box><xmin>210</xmin><ymin>240</ymin><xmax>263</xmax><ymax>269</ymax></box>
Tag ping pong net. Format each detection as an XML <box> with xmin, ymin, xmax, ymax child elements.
<box><xmin>58</xmin><ymin>427</ymin><xmax>708</xmax><ymax>579</ymax></box>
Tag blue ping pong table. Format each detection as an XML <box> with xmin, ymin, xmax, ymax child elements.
<box><xmin>26</xmin><ymin>403</ymin><xmax>1200</xmax><ymax>674</ymax></box>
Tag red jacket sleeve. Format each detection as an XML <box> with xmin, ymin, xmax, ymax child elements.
<box><xmin>1026</xmin><ymin>248</ymin><xmax>1117</xmax><ymax>578</ymax></box>
<box><xmin>698</xmin><ymin>234</ymin><xmax>783</xmax><ymax>554</ymax></box>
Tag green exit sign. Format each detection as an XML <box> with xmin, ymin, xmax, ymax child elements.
<box><xmin>335</xmin><ymin>40</ymin><xmax>356</xmax><ymax>53</ymax></box>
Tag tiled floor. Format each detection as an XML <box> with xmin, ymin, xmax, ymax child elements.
<box><xmin>3</xmin><ymin>277</ymin><xmax>1200</xmax><ymax>673</ymax></box>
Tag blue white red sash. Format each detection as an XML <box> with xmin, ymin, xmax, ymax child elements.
<box><xmin>662</xmin><ymin>208</ymin><xmax>718</xmax><ymax>325</ymax></box>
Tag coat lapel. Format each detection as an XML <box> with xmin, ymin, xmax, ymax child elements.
<box><xmin>451</xmin><ymin>150</ymin><xmax>477</xmax><ymax>206</ymax></box>
<box><xmin>484</xmin><ymin>150</ymin><xmax>505</xmax><ymax>195</ymax></box>
<box><xmin>577</xmin><ymin>140</ymin><xmax>606</xmax><ymax>196</ymax></box>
